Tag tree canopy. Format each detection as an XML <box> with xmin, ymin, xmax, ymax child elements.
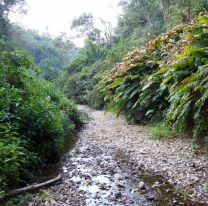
<box><xmin>71</xmin><ymin>13</ymin><xmax>101</xmax><ymax>43</ymax></box>
<box><xmin>0</xmin><ymin>0</ymin><xmax>25</xmax><ymax>37</ymax></box>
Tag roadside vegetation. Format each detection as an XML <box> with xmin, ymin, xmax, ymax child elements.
<box><xmin>0</xmin><ymin>0</ymin><xmax>82</xmax><ymax>200</ymax></box>
<box><xmin>1</xmin><ymin>0</ymin><xmax>208</xmax><ymax>202</ymax></box>
<box><xmin>60</xmin><ymin>0</ymin><xmax>208</xmax><ymax>143</ymax></box>
<box><xmin>60</xmin><ymin>0</ymin><xmax>208</xmax><ymax>110</ymax></box>
<box><xmin>99</xmin><ymin>15</ymin><xmax>208</xmax><ymax>142</ymax></box>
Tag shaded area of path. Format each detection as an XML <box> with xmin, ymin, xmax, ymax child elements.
<box><xmin>26</xmin><ymin>105</ymin><xmax>207</xmax><ymax>206</ymax></box>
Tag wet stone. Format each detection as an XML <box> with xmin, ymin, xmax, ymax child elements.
<box><xmin>115</xmin><ymin>192</ymin><xmax>123</xmax><ymax>199</ymax></box>
<box><xmin>26</xmin><ymin>105</ymin><xmax>208</xmax><ymax>206</ymax></box>
<box><xmin>145</xmin><ymin>194</ymin><xmax>155</xmax><ymax>201</ymax></box>
<box><xmin>138</xmin><ymin>181</ymin><xmax>146</xmax><ymax>190</ymax></box>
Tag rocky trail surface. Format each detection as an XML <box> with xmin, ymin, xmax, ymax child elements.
<box><xmin>26</xmin><ymin>105</ymin><xmax>207</xmax><ymax>206</ymax></box>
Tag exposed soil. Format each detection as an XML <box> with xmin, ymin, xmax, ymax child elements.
<box><xmin>23</xmin><ymin>105</ymin><xmax>208</xmax><ymax>205</ymax></box>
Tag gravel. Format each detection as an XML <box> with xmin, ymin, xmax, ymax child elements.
<box><xmin>78</xmin><ymin>105</ymin><xmax>208</xmax><ymax>203</ymax></box>
<box><xmin>25</xmin><ymin>105</ymin><xmax>208</xmax><ymax>205</ymax></box>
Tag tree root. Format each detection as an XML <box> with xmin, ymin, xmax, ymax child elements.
<box><xmin>7</xmin><ymin>173</ymin><xmax>62</xmax><ymax>197</ymax></box>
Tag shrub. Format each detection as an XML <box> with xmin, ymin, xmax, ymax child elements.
<box><xmin>99</xmin><ymin>14</ymin><xmax>208</xmax><ymax>141</ymax></box>
<box><xmin>85</xmin><ymin>89</ymin><xmax>105</xmax><ymax>109</ymax></box>
<box><xmin>0</xmin><ymin>50</ymin><xmax>82</xmax><ymax>198</ymax></box>
<box><xmin>148</xmin><ymin>123</ymin><xmax>178</xmax><ymax>140</ymax></box>
<box><xmin>0</xmin><ymin>123</ymin><xmax>28</xmax><ymax>199</ymax></box>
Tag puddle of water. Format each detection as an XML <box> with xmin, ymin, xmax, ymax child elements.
<box><xmin>92</xmin><ymin>175</ymin><xmax>111</xmax><ymax>184</ymax></box>
<box><xmin>33</xmin><ymin>129</ymin><xmax>207</xmax><ymax>206</ymax></box>
<box><xmin>115</xmin><ymin>150</ymin><xmax>208</xmax><ymax>206</ymax></box>
<box><xmin>67</xmin><ymin>144</ymin><xmax>156</xmax><ymax>206</ymax></box>
<box><xmin>70</xmin><ymin>176</ymin><xmax>82</xmax><ymax>182</ymax></box>
<box><xmin>80</xmin><ymin>185</ymin><xmax>100</xmax><ymax>196</ymax></box>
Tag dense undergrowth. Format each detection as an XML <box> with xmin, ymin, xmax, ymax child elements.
<box><xmin>98</xmin><ymin>14</ymin><xmax>208</xmax><ymax>142</ymax></box>
<box><xmin>60</xmin><ymin>1</ymin><xmax>208</xmax><ymax>111</ymax></box>
<box><xmin>60</xmin><ymin>38</ymin><xmax>136</xmax><ymax>109</ymax></box>
<box><xmin>0</xmin><ymin>50</ymin><xmax>82</xmax><ymax>199</ymax></box>
<box><xmin>1</xmin><ymin>0</ymin><xmax>208</xmax><ymax>202</ymax></box>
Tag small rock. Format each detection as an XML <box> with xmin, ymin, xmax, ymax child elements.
<box><xmin>146</xmin><ymin>195</ymin><xmax>155</xmax><ymax>201</ymax></box>
<box><xmin>115</xmin><ymin>192</ymin><xmax>122</xmax><ymax>199</ymax></box>
<box><xmin>138</xmin><ymin>181</ymin><xmax>146</xmax><ymax>190</ymax></box>
<box><xmin>172</xmin><ymin>199</ymin><xmax>178</xmax><ymax>205</ymax></box>
<box><xmin>125</xmin><ymin>199</ymin><xmax>134</xmax><ymax>204</ymax></box>
<box><xmin>165</xmin><ymin>188</ymin><xmax>172</xmax><ymax>193</ymax></box>
<box><xmin>152</xmin><ymin>181</ymin><xmax>160</xmax><ymax>188</ymax></box>
<box><xmin>99</xmin><ymin>184</ymin><xmax>107</xmax><ymax>190</ymax></box>
<box><xmin>117</xmin><ymin>184</ymin><xmax>125</xmax><ymax>189</ymax></box>
<box><xmin>63</xmin><ymin>166</ymin><xmax>68</xmax><ymax>173</ymax></box>
<box><xmin>132</xmin><ymin>170</ymin><xmax>138</xmax><ymax>175</ymax></box>
<box><xmin>131</xmin><ymin>188</ymin><xmax>135</xmax><ymax>194</ymax></box>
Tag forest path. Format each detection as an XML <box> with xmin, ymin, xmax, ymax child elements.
<box><xmin>28</xmin><ymin>105</ymin><xmax>208</xmax><ymax>206</ymax></box>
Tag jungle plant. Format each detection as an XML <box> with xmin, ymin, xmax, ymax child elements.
<box><xmin>99</xmin><ymin>14</ymin><xmax>208</xmax><ymax>140</ymax></box>
<box><xmin>0</xmin><ymin>50</ymin><xmax>82</xmax><ymax>198</ymax></box>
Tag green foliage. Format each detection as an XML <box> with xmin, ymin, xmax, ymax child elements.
<box><xmin>164</xmin><ymin>16</ymin><xmax>208</xmax><ymax>139</ymax></box>
<box><xmin>85</xmin><ymin>89</ymin><xmax>105</xmax><ymax>110</ymax></box>
<box><xmin>148</xmin><ymin>123</ymin><xmax>178</xmax><ymax>140</ymax></box>
<box><xmin>71</xmin><ymin>13</ymin><xmax>101</xmax><ymax>42</ymax></box>
<box><xmin>0</xmin><ymin>50</ymin><xmax>82</xmax><ymax>198</ymax></box>
<box><xmin>117</xmin><ymin>0</ymin><xmax>165</xmax><ymax>41</ymax></box>
<box><xmin>4</xmin><ymin>192</ymin><xmax>35</xmax><ymax>206</ymax></box>
<box><xmin>61</xmin><ymin>40</ymin><xmax>106</xmax><ymax>103</ymax></box>
<box><xmin>162</xmin><ymin>0</ymin><xmax>208</xmax><ymax>29</ymax></box>
<box><xmin>0</xmin><ymin>0</ymin><xmax>25</xmax><ymax>37</ymax></box>
<box><xmin>117</xmin><ymin>0</ymin><xmax>208</xmax><ymax>39</ymax></box>
<box><xmin>99</xmin><ymin>14</ymin><xmax>208</xmax><ymax>141</ymax></box>
<box><xmin>0</xmin><ymin>123</ymin><xmax>28</xmax><ymax>199</ymax></box>
<box><xmin>61</xmin><ymin>36</ymin><xmax>137</xmax><ymax>107</ymax></box>
<box><xmin>8</xmin><ymin>26</ymin><xmax>77</xmax><ymax>80</ymax></box>
<box><xmin>99</xmin><ymin>26</ymin><xmax>186</xmax><ymax>122</ymax></box>
<box><xmin>60</xmin><ymin>0</ymin><xmax>207</xmax><ymax>110</ymax></box>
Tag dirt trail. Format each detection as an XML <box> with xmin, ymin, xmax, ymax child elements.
<box><xmin>27</xmin><ymin>105</ymin><xmax>208</xmax><ymax>206</ymax></box>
